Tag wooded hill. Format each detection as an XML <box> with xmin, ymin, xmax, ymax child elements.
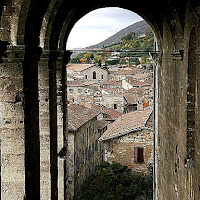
<box><xmin>88</xmin><ymin>20</ymin><xmax>150</xmax><ymax>49</ymax></box>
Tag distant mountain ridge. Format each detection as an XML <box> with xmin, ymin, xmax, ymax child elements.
<box><xmin>88</xmin><ymin>20</ymin><xmax>149</xmax><ymax>49</ymax></box>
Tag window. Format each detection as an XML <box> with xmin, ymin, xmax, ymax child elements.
<box><xmin>114</xmin><ymin>104</ymin><xmax>117</xmax><ymax>109</ymax></box>
<box><xmin>134</xmin><ymin>147</ymin><xmax>144</xmax><ymax>163</ymax></box>
<box><xmin>85</xmin><ymin>75</ymin><xmax>88</xmax><ymax>79</ymax></box>
<box><xmin>93</xmin><ymin>71</ymin><xmax>96</xmax><ymax>79</ymax></box>
<box><xmin>69</xmin><ymin>89</ymin><xmax>73</xmax><ymax>93</ymax></box>
<box><xmin>101</xmin><ymin>74</ymin><xmax>104</xmax><ymax>79</ymax></box>
<box><xmin>78</xmin><ymin>88</ymin><xmax>82</xmax><ymax>93</ymax></box>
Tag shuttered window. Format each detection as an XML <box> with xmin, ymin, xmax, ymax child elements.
<box><xmin>134</xmin><ymin>147</ymin><xmax>144</xmax><ymax>163</ymax></box>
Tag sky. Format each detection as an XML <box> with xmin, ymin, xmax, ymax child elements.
<box><xmin>66</xmin><ymin>7</ymin><xmax>143</xmax><ymax>49</ymax></box>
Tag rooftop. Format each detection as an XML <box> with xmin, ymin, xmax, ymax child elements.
<box><xmin>82</xmin><ymin>103</ymin><xmax>122</xmax><ymax>121</ymax></box>
<box><xmin>99</xmin><ymin>106</ymin><xmax>152</xmax><ymax>141</ymax></box>
<box><xmin>67</xmin><ymin>63</ymin><xmax>95</xmax><ymax>72</ymax></box>
<box><xmin>68</xmin><ymin>104</ymin><xmax>100</xmax><ymax>131</ymax></box>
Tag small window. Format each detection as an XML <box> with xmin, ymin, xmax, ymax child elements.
<box><xmin>114</xmin><ymin>104</ymin><xmax>117</xmax><ymax>109</ymax></box>
<box><xmin>93</xmin><ymin>71</ymin><xmax>96</xmax><ymax>79</ymax></box>
<box><xmin>85</xmin><ymin>75</ymin><xmax>88</xmax><ymax>79</ymax></box>
<box><xmin>101</xmin><ymin>74</ymin><xmax>104</xmax><ymax>79</ymax></box>
<box><xmin>134</xmin><ymin>147</ymin><xmax>144</xmax><ymax>163</ymax></box>
<box><xmin>69</xmin><ymin>89</ymin><xmax>73</xmax><ymax>93</ymax></box>
<box><xmin>78</xmin><ymin>88</ymin><xmax>82</xmax><ymax>93</ymax></box>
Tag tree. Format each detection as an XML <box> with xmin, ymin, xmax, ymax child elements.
<box><xmin>75</xmin><ymin>162</ymin><xmax>153</xmax><ymax>200</ymax></box>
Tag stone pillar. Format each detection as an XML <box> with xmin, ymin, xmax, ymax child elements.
<box><xmin>39</xmin><ymin>50</ymin><xmax>51</xmax><ymax>200</ymax></box>
<box><xmin>58</xmin><ymin>50</ymin><xmax>72</xmax><ymax>200</ymax></box>
<box><xmin>0</xmin><ymin>45</ymin><xmax>25</xmax><ymax>199</ymax></box>
<box><xmin>62</xmin><ymin>51</ymin><xmax>72</xmax><ymax>199</ymax></box>
<box><xmin>23</xmin><ymin>45</ymin><xmax>42</xmax><ymax>200</ymax></box>
<box><xmin>57</xmin><ymin>51</ymin><xmax>64</xmax><ymax>200</ymax></box>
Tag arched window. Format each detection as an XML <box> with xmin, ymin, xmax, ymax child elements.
<box><xmin>93</xmin><ymin>71</ymin><xmax>96</xmax><ymax>79</ymax></box>
<box><xmin>187</xmin><ymin>27</ymin><xmax>197</xmax><ymax>166</ymax></box>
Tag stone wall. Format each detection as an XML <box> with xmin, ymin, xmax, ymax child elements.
<box><xmin>103</xmin><ymin>129</ymin><xmax>153</xmax><ymax>172</ymax></box>
<box><xmin>156</xmin><ymin>7</ymin><xmax>200</xmax><ymax>199</ymax></box>
<box><xmin>0</xmin><ymin>46</ymin><xmax>25</xmax><ymax>199</ymax></box>
<box><xmin>0</xmin><ymin>1</ymin><xmax>200</xmax><ymax>200</ymax></box>
<box><xmin>67</xmin><ymin>117</ymin><xmax>105</xmax><ymax>199</ymax></box>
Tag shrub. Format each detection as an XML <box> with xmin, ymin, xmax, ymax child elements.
<box><xmin>74</xmin><ymin>162</ymin><xmax>153</xmax><ymax>200</ymax></box>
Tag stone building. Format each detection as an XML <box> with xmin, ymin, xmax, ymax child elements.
<box><xmin>99</xmin><ymin>107</ymin><xmax>153</xmax><ymax>172</ymax></box>
<box><xmin>67</xmin><ymin>63</ymin><xmax>108</xmax><ymax>82</ymax></box>
<box><xmin>0</xmin><ymin>1</ymin><xmax>200</xmax><ymax>200</ymax></box>
<box><xmin>101</xmin><ymin>88</ymin><xmax>127</xmax><ymax>113</ymax></box>
<box><xmin>67</xmin><ymin>80</ymin><xmax>100</xmax><ymax>104</ymax></box>
<box><xmin>109</xmin><ymin>69</ymin><xmax>137</xmax><ymax>80</ymax></box>
<box><xmin>67</xmin><ymin>104</ymin><xmax>107</xmax><ymax>199</ymax></box>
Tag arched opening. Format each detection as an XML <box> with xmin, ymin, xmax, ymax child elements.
<box><xmin>187</xmin><ymin>27</ymin><xmax>197</xmax><ymax>167</ymax></box>
<box><xmin>93</xmin><ymin>71</ymin><xmax>96</xmax><ymax>79</ymax></box>
<box><xmin>66</xmin><ymin>7</ymin><xmax>157</xmax><ymax>199</ymax></box>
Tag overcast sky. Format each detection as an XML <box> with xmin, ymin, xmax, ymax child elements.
<box><xmin>66</xmin><ymin>7</ymin><xmax>143</xmax><ymax>49</ymax></box>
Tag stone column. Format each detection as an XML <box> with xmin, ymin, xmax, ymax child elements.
<box><xmin>39</xmin><ymin>50</ymin><xmax>51</xmax><ymax>200</ymax></box>
<box><xmin>23</xmin><ymin>45</ymin><xmax>42</xmax><ymax>200</ymax></box>
<box><xmin>57</xmin><ymin>51</ymin><xmax>64</xmax><ymax>200</ymax></box>
<box><xmin>0</xmin><ymin>45</ymin><xmax>25</xmax><ymax>199</ymax></box>
<box><xmin>49</xmin><ymin>49</ymin><xmax>59</xmax><ymax>200</ymax></box>
<box><xmin>63</xmin><ymin>51</ymin><xmax>72</xmax><ymax>199</ymax></box>
<box><xmin>57</xmin><ymin>50</ymin><xmax>72</xmax><ymax>200</ymax></box>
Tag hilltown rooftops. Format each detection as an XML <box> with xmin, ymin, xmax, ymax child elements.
<box><xmin>68</xmin><ymin>104</ymin><xmax>101</xmax><ymax>131</ymax></box>
<box><xmin>67</xmin><ymin>80</ymin><xmax>96</xmax><ymax>87</ymax></box>
<box><xmin>112</xmin><ymin>69</ymin><xmax>137</xmax><ymax>75</ymax></box>
<box><xmin>99</xmin><ymin>106</ymin><xmax>152</xmax><ymax>141</ymax></box>
<box><xmin>81</xmin><ymin>103</ymin><xmax>122</xmax><ymax>121</ymax></box>
<box><xmin>67</xmin><ymin>63</ymin><xmax>95</xmax><ymax>72</ymax></box>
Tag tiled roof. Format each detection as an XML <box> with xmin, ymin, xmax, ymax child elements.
<box><xmin>67</xmin><ymin>80</ymin><xmax>96</xmax><ymax>87</ymax></box>
<box><xmin>113</xmin><ymin>69</ymin><xmax>137</xmax><ymax>75</ymax></box>
<box><xmin>102</xmin><ymin>79</ymin><xmax>122</xmax><ymax>86</ymax></box>
<box><xmin>96</xmin><ymin>120</ymin><xmax>110</xmax><ymax>130</ymax></box>
<box><xmin>102</xmin><ymin>88</ymin><xmax>124</xmax><ymax>95</ymax></box>
<box><xmin>68</xmin><ymin>104</ymin><xmax>100</xmax><ymax>131</ymax></box>
<box><xmin>127</xmin><ymin>79</ymin><xmax>151</xmax><ymax>87</ymax></box>
<box><xmin>99</xmin><ymin>106</ymin><xmax>152</xmax><ymax>141</ymax></box>
<box><xmin>82</xmin><ymin>103</ymin><xmax>122</xmax><ymax>121</ymax></box>
<box><xmin>124</xmin><ymin>93</ymin><xmax>138</xmax><ymax>104</ymax></box>
<box><xmin>67</xmin><ymin>64</ymin><xmax>95</xmax><ymax>72</ymax></box>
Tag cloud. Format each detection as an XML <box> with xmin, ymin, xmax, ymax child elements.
<box><xmin>67</xmin><ymin>7</ymin><xmax>143</xmax><ymax>49</ymax></box>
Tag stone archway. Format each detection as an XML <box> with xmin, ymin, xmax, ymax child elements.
<box><xmin>0</xmin><ymin>1</ymin><xmax>200</xmax><ymax>200</ymax></box>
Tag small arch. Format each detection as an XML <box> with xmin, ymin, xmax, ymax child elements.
<box><xmin>93</xmin><ymin>71</ymin><xmax>96</xmax><ymax>79</ymax></box>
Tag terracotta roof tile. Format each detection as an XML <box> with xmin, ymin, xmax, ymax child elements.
<box><xmin>113</xmin><ymin>69</ymin><xmax>137</xmax><ymax>75</ymax></box>
<box><xmin>81</xmin><ymin>103</ymin><xmax>122</xmax><ymax>120</ymax></box>
<box><xmin>99</xmin><ymin>106</ymin><xmax>152</xmax><ymax>141</ymax></box>
<box><xmin>67</xmin><ymin>64</ymin><xmax>95</xmax><ymax>72</ymax></box>
<box><xmin>68</xmin><ymin>104</ymin><xmax>100</xmax><ymax>131</ymax></box>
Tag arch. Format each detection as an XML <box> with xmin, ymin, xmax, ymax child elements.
<box><xmin>93</xmin><ymin>71</ymin><xmax>97</xmax><ymax>79</ymax></box>
<box><xmin>56</xmin><ymin>5</ymin><xmax>165</xmax><ymax>51</ymax></box>
<box><xmin>186</xmin><ymin>27</ymin><xmax>197</xmax><ymax>166</ymax></box>
<box><xmin>17</xmin><ymin>0</ymin><xmax>31</xmax><ymax>45</ymax></box>
<box><xmin>39</xmin><ymin>0</ymin><xmax>62</xmax><ymax>48</ymax></box>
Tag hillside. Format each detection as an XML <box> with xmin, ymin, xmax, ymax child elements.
<box><xmin>89</xmin><ymin>20</ymin><xmax>149</xmax><ymax>49</ymax></box>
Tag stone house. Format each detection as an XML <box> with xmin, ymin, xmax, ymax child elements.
<box><xmin>99</xmin><ymin>107</ymin><xmax>153</xmax><ymax>173</ymax></box>
<box><xmin>101</xmin><ymin>88</ymin><xmax>127</xmax><ymax>113</ymax></box>
<box><xmin>67</xmin><ymin>80</ymin><xmax>100</xmax><ymax>104</ymax></box>
<box><xmin>67</xmin><ymin>104</ymin><xmax>108</xmax><ymax>199</ymax></box>
<box><xmin>82</xmin><ymin>103</ymin><xmax>123</xmax><ymax>123</ymax></box>
<box><xmin>109</xmin><ymin>69</ymin><xmax>137</xmax><ymax>80</ymax></box>
<box><xmin>67</xmin><ymin>63</ymin><xmax>108</xmax><ymax>82</ymax></box>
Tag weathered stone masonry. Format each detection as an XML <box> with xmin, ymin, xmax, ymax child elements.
<box><xmin>0</xmin><ymin>1</ymin><xmax>200</xmax><ymax>200</ymax></box>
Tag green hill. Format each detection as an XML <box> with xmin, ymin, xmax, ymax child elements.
<box><xmin>89</xmin><ymin>20</ymin><xmax>149</xmax><ymax>49</ymax></box>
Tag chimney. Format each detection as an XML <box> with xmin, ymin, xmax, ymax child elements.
<box><xmin>137</xmin><ymin>103</ymin><xmax>144</xmax><ymax>111</ymax></box>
